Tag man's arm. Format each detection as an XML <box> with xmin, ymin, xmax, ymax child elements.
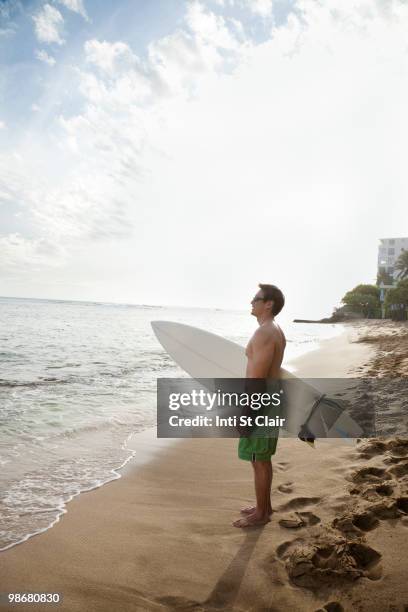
<box><xmin>246</xmin><ymin>329</ymin><xmax>275</xmax><ymax>378</ymax></box>
<box><xmin>237</xmin><ymin>329</ymin><xmax>275</xmax><ymax>437</ymax></box>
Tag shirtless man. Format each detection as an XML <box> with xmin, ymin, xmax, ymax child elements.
<box><xmin>233</xmin><ymin>283</ymin><xmax>286</xmax><ymax>528</ymax></box>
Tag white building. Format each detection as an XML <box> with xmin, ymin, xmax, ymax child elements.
<box><xmin>378</xmin><ymin>236</ymin><xmax>408</xmax><ymax>284</ymax></box>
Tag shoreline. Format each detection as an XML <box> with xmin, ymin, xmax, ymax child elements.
<box><xmin>0</xmin><ymin>429</ymin><xmax>177</xmax><ymax>554</ymax></box>
<box><xmin>287</xmin><ymin>321</ymin><xmax>374</xmax><ymax>377</ymax></box>
<box><xmin>1</xmin><ymin>321</ymin><xmax>407</xmax><ymax>611</ymax></box>
<box><xmin>0</xmin><ymin>321</ymin><xmax>346</xmax><ymax>554</ymax></box>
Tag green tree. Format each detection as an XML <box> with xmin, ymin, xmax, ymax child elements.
<box><xmin>343</xmin><ymin>284</ymin><xmax>380</xmax><ymax>299</ymax></box>
<box><xmin>376</xmin><ymin>269</ymin><xmax>394</xmax><ymax>286</ymax></box>
<box><xmin>395</xmin><ymin>249</ymin><xmax>408</xmax><ymax>280</ymax></box>
<box><xmin>385</xmin><ymin>279</ymin><xmax>408</xmax><ymax>308</ymax></box>
<box><xmin>342</xmin><ymin>285</ymin><xmax>381</xmax><ymax>317</ymax></box>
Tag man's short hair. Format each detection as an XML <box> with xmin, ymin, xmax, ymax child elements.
<box><xmin>258</xmin><ymin>283</ymin><xmax>285</xmax><ymax>316</ymax></box>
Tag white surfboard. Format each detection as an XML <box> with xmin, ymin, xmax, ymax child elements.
<box><xmin>151</xmin><ymin>321</ymin><xmax>363</xmax><ymax>440</ymax></box>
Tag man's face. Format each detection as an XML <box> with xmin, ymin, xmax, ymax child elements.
<box><xmin>251</xmin><ymin>289</ymin><xmax>272</xmax><ymax>317</ymax></box>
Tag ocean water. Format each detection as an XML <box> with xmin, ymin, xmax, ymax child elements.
<box><xmin>0</xmin><ymin>297</ymin><xmax>343</xmax><ymax>550</ymax></box>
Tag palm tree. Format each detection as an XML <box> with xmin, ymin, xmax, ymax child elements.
<box><xmin>376</xmin><ymin>269</ymin><xmax>394</xmax><ymax>286</ymax></box>
<box><xmin>395</xmin><ymin>249</ymin><xmax>408</xmax><ymax>280</ymax></box>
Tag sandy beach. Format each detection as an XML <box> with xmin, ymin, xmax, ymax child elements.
<box><xmin>1</xmin><ymin>321</ymin><xmax>408</xmax><ymax>612</ymax></box>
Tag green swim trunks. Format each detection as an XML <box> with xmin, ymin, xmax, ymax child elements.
<box><xmin>238</xmin><ymin>434</ymin><xmax>279</xmax><ymax>461</ymax></box>
<box><xmin>237</xmin><ymin>379</ymin><xmax>282</xmax><ymax>461</ymax></box>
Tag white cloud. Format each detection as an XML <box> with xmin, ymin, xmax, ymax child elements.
<box><xmin>229</xmin><ymin>17</ymin><xmax>245</xmax><ymax>34</ymax></box>
<box><xmin>57</xmin><ymin>2</ymin><xmax>250</xmax><ymax>188</ymax></box>
<box><xmin>56</xmin><ymin>0</ymin><xmax>89</xmax><ymax>21</ymax></box>
<box><xmin>0</xmin><ymin>233</ymin><xmax>64</xmax><ymax>274</ymax></box>
<box><xmin>144</xmin><ymin>2</ymin><xmax>248</xmax><ymax>96</ymax></box>
<box><xmin>33</xmin><ymin>4</ymin><xmax>64</xmax><ymax>45</ymax></box>
<box><xmin>241</xmin><ymin>0</ymin><xmax>273</xmax><ymax>18</ymax></box>
<box><xmin>35</xmin><ymin>49</ymin><xmax>56</xmax><ymax>66</ymax></box>
<box><xmin>0</xmin><ymin>0</ymin><xmax>21</xmax><ymax>37</ymax></box>
<box><xmin>0</xmin><ymin>121</ymin><xmax>5</xmax><ymax>129</ymax></box>
<box><xmin>31</xmin><ymin>104</ymin><xmax>40</xmax><ymax>112</ymax></box>
<box><xmin>80</xmin><ymin>4</ymin><xmax>248</xmax><ymax>104</ymax></box>
<box><xmin>186</xmin><ymin>1</ymin><xmax>239</xmax><ymax>49</ymax></box>
<box><xmin>0</xmin><ymin>135</ymin><xmax>133</xmax><ymax>281</ymax></box>
<box><xmin>84</xmin><ymin>40</ymin><xmax>137</xmax><ymax>76</ymax></box>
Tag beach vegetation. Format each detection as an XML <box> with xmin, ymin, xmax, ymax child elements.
<box><xmin>341</xmin><ymin>285</ymin><xmax>381</xmax><ymax>317</ymax></box>
<box><xmin>395</xmin><ymin>249</ymin><xmax>408</xmax><ymax>280</ymax></box>
<box><xmin>385</xmin><ymin>279</ymin><xmax>408</xmax><ymax>308</ymax></box>
<box><xmin>376</xmin><ymin>269</ymin><xmax>394</xmax><ymax>286</ymax></box>
<box><xmin>385</xmin><ymin>279</ymin><xmax>408</xmax><ymax>320</ymax></box>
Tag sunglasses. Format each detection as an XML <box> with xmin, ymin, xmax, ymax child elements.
<box><xmin>251</xmin><ymin>297</ymin><xmax>266</xmax><ymax>304</ymax></box>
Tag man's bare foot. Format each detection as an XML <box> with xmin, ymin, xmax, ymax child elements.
<box><xmin>233</xmin><ymin>513</ymin><xmax>271</xmax><ymax>528</ymax></box>
<box><xmin>240</xmin><ymin>505</ymin><xmax>273</xmax><ymax>516</ymax></box>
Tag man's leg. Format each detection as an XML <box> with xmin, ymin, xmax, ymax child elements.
<box><xmin>254</xmin><ymin>459</ymin><xmax>273</xmax><ymax>516</ymax></box>
<box><xmin>233</xmin><ymin>459</ymin><xmax>272</xmax><ymax>527</ymax></box>
<box><xmin>240</xmin><ymin>460</ymin><xmax>273</xmax><ymax>516</ymax></box>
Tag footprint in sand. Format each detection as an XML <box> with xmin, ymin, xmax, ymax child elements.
<box><xmin>286</xmin><ymin>538</ymin><xmax>383</xmax><ymax>587</ymax></box>
<box><xmin>387</xmin><ymin>460</ymin><xmax>408</xmax><ymax>478</ymax></box>
<box><xmin>356</xmin><ymin>440</ymin><xmax>388</xmax><ymax>458</ymax></box>
<box><xmin>356</xmin><ymin>438</ymin><xmax>408</xmax><ymax>461</ymax></box>
<box><xmin>277</xmin><ymin>482</ymin><xmax>294</xmax><ymax>494</ymax></box>
<box><xmin>276</xmin><ymin>461</ymin><xmax>290</xmax><ymax>472</ymax></box>
<box><xmin>276</xmin><ymin>535</ymin><xmax>383</xmax><ymax>589</ymax></box>
<box><xmin>388</xmin><ymin>439</ymin><xmax>408</xmax><ymax>457</ymax></box>
<box><xmin>384</xmin><ymin>454</ymin><xmax>408</xmax><ymax>465</ymax></box>
<box><xmin>383</xmin><ymin>455</ymin><xmax>407</xmax><ymax>465</ymax></box>
<box><xmin>350</xmin><ymin>511</ymin><xmax>379</xmax><ymax>531</ymax></box>
<box><xmin>364</xmin><ymin>497</ymin><xmax>407</xmax><ymax>520</ymax></box>
<box><xmin>315</xmin><ymin>603</ymin><xmax>344</xmax><ymax>612</ymax></box>
<box><xmin>402</xmin><ymin>516</ymin><xmax>408</xmax><ymax>528</ymax></box>
<box><xmin>350</xmin><ymin>466</ymin><xmax>390</xmax><ymax>484</ymax></box>
<box><xmin>279</xmin><ymin>511</ymin><xmax>321</xmax><ymax>529</ymax></box>
<box><xmin>276</xmin><ymin>537</ymin><xmax>305</xmax><ymax>559</ymax></box>
<box><xmin>348</xmin><ymin>470</ymin><xmax>408</xmax><ymax>523</ymax></box>
<box><xmin>279</xmin><ymin>496</ymin><xmax>321</xmax><ymax>512</ymax></box>
<box><xmin>350</xmin><ymin>481</ymin><xmax>395</xmax><ymax>499</ymax></box>
<box><xmin>397</xmin><ymin>497</ymin><xmax>408</xmax><ymax>513</ymax></box>
<box><xmin>333</xmin><ymin>510</ymin><xmax>379</xmax><ymax>535</ymax></box>
<box><xmin>374</xmin><ymin>482</ymin><xmax>395</xmax><ymax>496</ymax></box>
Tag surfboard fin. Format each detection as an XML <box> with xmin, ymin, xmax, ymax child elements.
<box><xmin>298</xmin><ymin>422</ymin><xmax>316</xmax><ymax>448</ymax></box>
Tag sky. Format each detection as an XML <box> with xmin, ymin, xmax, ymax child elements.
<box><xmin>0</xmin><ymin>0</ymin><xmax>407</xmax><ymax>319</ymax></box>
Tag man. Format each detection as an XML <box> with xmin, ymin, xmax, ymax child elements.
<box><xmin>233</xmin><ymin>283</ymin><xmax>286</xmax><ymax>528</ymax></box>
